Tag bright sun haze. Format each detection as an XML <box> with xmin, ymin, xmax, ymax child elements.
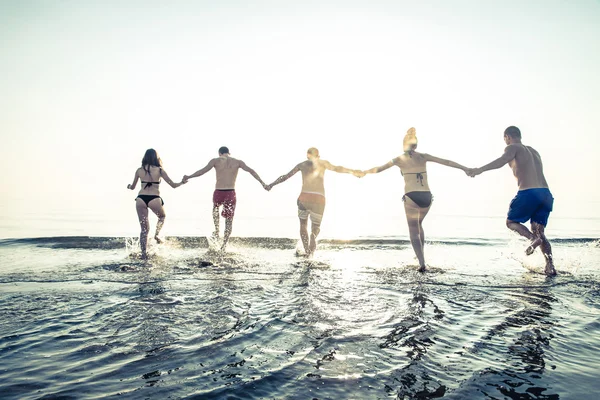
<box><xmin>1</xmin><ymin>0</ymin><xmax>599</xmax><ymax>239</ymax></box>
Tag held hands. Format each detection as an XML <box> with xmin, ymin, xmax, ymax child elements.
<box><xmin>182</xmin><ymin>175</ymin><xmax>190</xmax><ymax>184</ymax></box>
<box><xmin>352</xmin><ymin>170</ymin><xmax>366</xmax><ymax>178</ymax></box>
<box><xmin>262</xmin><ymin>182</ymin><xmax>271</xmax><ymax>191</ymax></box>
<box><xmin>465</xmin><ymin>168</ymin><xmax>481</xmax><ymax>178</ymax></box>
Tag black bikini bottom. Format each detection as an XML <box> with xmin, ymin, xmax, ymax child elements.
<box><xmin>403</xmin><ymin>191</ymin><xmax>432</xmax><ymax>208</ymax></box>
<box><xmin>136</xmin><ymin>195</ymin><xmax>164</xmax><ymax>206</ymax></box>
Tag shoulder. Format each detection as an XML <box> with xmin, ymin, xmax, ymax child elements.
<box><xmin>298</xmin><ymin>160</ymin><xmax>312</xmax><ymax>168</ymax></box>
<box><xmin>319</xmin><ymin>159</ymin><xmax>334</xmax><ymax>169</ymax></box>
<box><xmin>505</xmin><ymin>144</ymin><xmax>522</xmax><ymax>153</ymax></box>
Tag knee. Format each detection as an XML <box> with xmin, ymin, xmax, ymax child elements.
<box><xmin>506</xmin><ymin>219</ymin><xmax>514</xmax><ymax>228</ymax></box>
<box><xmin>531</xmin><ymin>223</ymin><xmax>545</xmax><ymax>237</ymax></box>
<box><xmin>311</xmin><ymin>225</ymin><xmax>321</xmax><ymax>237</ymax></box>
<box><xmin>407</xmin><ymin>220</ymin><xmax>420</xmax><ymax>231</ymax></box>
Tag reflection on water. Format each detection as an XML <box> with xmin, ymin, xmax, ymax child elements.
<box><xmin>0</xmin><ymin>237</ymin><xmax>599</xmax><ymax>399</ymax></box>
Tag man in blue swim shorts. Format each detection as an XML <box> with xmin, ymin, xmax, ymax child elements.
<box><xmin>468</xmin><ymin>126</ymin><xmax>556</xmax><ymax>276</ymax></box>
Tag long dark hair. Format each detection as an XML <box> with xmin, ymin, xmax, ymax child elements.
<box><xmin>141</xmin><ymin>149</ymin><xmax>162</xmax><ymax>176</ymax></box>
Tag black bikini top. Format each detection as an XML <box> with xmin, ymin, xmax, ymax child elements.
<box><xmin>141</xmin><ymin>181</ymin><xmax>161</xmax><ymax>189</ymax></box>
<box><xmin>142</xmin><ymin>167</ymin><xmax>162</xmax><ymax>189</ymax></box>
<box><xmin>401</xmin><ymin>171</ymin><xmax>427</xmax><ymax>186</ymax></box>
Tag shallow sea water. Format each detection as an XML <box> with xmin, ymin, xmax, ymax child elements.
<box><xmin>0</xmin><ymin>236</ymin><xmax>598</xmax><ymax>399</ymax></box>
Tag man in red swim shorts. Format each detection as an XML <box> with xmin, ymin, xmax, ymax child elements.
<box><xmin>183</xmin><ymin>146</ymin><xmax>268</xmax><ymax>252</ymax></box>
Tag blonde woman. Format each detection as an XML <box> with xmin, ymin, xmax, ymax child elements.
<box><xmin>362</xmin><ymin>128</ymin><xmax>469</xmax><ymax>271</ymax></box>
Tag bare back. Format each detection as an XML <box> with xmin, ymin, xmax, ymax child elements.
<box><xmin>213</xmin><ymin>156</ymin><xmax>244</xmax><ymax>190</ymax></box>
<box><xmin>136</xmin><ymin>166</ymin><xmax>162</xmax><ymax>196</ymax></box>
<box><xmin>507</xmin><ymin>144</ymin><xmax>548</xmax><ymax>190</ymax></box>
<box><xmin>393</xmin><ymin>152</ymin><xmax>431</xmax><ymax>193</ymax></box>
<box><xmin>298</xmin><ymin>159</ymin><xmax>332</xmax><ymax>195</ymax></box>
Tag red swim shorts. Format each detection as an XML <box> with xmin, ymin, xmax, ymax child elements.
<box><xmin>213</xmin><ymin>189</ymin><xmax>236</xmax><ymax>219</ymax></box>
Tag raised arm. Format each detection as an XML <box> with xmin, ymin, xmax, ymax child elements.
<box><xmin>239</xmin><ymin>161</ymin><xmax>267</xmax><ymax>187</ymax></box>
<box><xmin>160</xmin><ymin>169</ymin><xmax>184</xmax><ymax>188</ymax></box>
<box><xmin>183</xmin><ymin>159</ymin><xmax>215</xmax><ymax>182</ymax></box>
<box><xmin>127</xmin><ymin>169</ymin><xmax>140</xmax><ymax>190</ymax></box>
<box><xmin>423</xmin><ymin>154</ymin><xmax>468</xmax><ymax>171</ymax></box>
<box><xmin>471</xmin><ymin>145</ymin><xmax>518</xmax><ymax>176</ymax></box>
<box><xmin>363</xmin><ymin>160</ymin><xmax>395</xmax><ymax>174</ymax></box>
<box><xmin>267</xmin><ymin>164</ymin><xmax>302</xmax><ymax>190</ymax></box>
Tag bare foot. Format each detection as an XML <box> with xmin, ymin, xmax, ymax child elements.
<box><xmin>525</xmin><ymin>238</ymin><xmax>542</xmax><ymax>255</ymax></box>
<box><xmin>418</xmin><ymin>265</ymin><xmax>427</xmax><ymax>272</ymax></box>
<box><xmin>545</xmin><ymin>264</ymin><xmax>557</xmax><ymax>276</ymax></box>
<box><xmin>154</xmin><ymin>235</ymin><xmax>163</xmax><ymax>244</ymax></box>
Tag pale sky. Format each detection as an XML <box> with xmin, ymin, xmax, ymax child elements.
<box><xmin>1</xmin><ymin>0</ymin><xmax>599</xmax><ymax>238</ymax></box>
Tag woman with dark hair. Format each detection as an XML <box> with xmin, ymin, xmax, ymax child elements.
<box><xmin>127</xmin><ymin>149</ymin><xmax>184</xmax><ymax>258</ymax></box>
<box><xmin>362</xmin><ymin>128</ymin><xmax>469</xmax><ymax>271</ymax></box>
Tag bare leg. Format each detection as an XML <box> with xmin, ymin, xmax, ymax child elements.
<box><xmin>531</xmin><ymin>222</ymin><xmax>556</xmax><ymax>276</ymax></box>
<box><xmin>221</xmin><ymin>217</ymin><xmax>233</xmax><ymax>252</ymax></box>
<box><xmin>506</xmin><ymin>219</ymin><xmax>540</xmax><ymax>255</ymax></box>
<box><xmin>135</xmin><ymin>199</ymin><xmax>150</xmax><ymax>259</ymax></box>
<box><xmin>148</xmin><ymin>198</ymin><xmax>166</xmax><ymax>244</ymax></box>
<box><xmin>404</xmin><ymin>199</ymin><xmax>430</xmax><ymax>272</ymax></box>
<box><xmin>525</xmin><ymin>237</ymin><xmax>543</xmax><ymax>255</ymax></box>
<box><xmin>212</xmin><ymin>205</ymin><xmax>220</xmax><ymax>238</ymax></box>
<box><xmin>299</xmin><ymin>218</ymin><xmax>310</xmax><ymax>255</ymax></box>
<box><xmin>308</xmin><ymin>221</ymin><xmax>321</xmax><ymax>256</ymax></box>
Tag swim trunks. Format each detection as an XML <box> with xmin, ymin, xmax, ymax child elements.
<box><xmin>297</xmin><ymin>192</ymin><xmax>326</xmax><ymax>225</ymax></box>
<box><xmin>507</xmin><ymin>188</ymin><xmax>554</xmax><ymax>226</ymax></box>
<box><xmin>213</xmin><ymin>189</ymin><xmax>236</xmax><ymax>219</ymax></box>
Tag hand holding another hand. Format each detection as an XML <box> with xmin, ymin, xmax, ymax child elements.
<box><xmin>352</xmin><ymin>170</ymin><xmax>366</xmax><ymax>178</ymax></box>
<box><xmin>465</xmin><ymin>168</ymin><xmax>480</xmax><ymax>178</ymax></box>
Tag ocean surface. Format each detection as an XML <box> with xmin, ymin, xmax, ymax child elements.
<box><xmin>0</xmin><ymin>216</ymin><xmax>599</xmax><ymax>399</ymax></box>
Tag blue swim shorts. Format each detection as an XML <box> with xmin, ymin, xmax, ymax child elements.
<box><xmin>507</xmin><ymin>188</ymin><xmax>554</xmax><ymax>226</ymax></box>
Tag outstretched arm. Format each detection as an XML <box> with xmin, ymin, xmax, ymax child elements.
<box><xmin>363</xmin><ymin>160</ymin><xmax>394</xmax><ymax>174</ymax></box>
<box><xmin>324</xmin><ymin>160</ymin><xmax>362</xmax><ymax>176</ymax></box>
<box><xmin>160</xmin><ymin>169</ymin><xmax>185</xmax><ymax>188</ymax></box>
<box><xmin>268</xmin><ymin>164</ymin><xmax>301</xmax><ymax>189</ymax></box>
<box><xmin>240</xmin><ymin>161</ymin><xmax>267</xmax><ymax>188</ymax></box>
<box><xmin>470</xmin><ymin>145</ymin><xmax>517</xmax><ymax>176</ymax></box>
<box><xmin>183</xmin><ymin>159</ymin><xmax>215</xmax><ymax>182</ymax></box>
<box><xmin>423</xmin><ymin>154</ymin><xmax>468</xmax><ymax>171</ymax></box>
<box><xmin>127</xmin><ymin>169</ymin><xmax>140</xmax><ymax>190</ymax></box>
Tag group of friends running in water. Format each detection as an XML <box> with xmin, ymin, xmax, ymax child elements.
<box><xmin>127</xmin><ymin>126</ymin><xmax>557</xmax><ymax>276</ymax></box>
